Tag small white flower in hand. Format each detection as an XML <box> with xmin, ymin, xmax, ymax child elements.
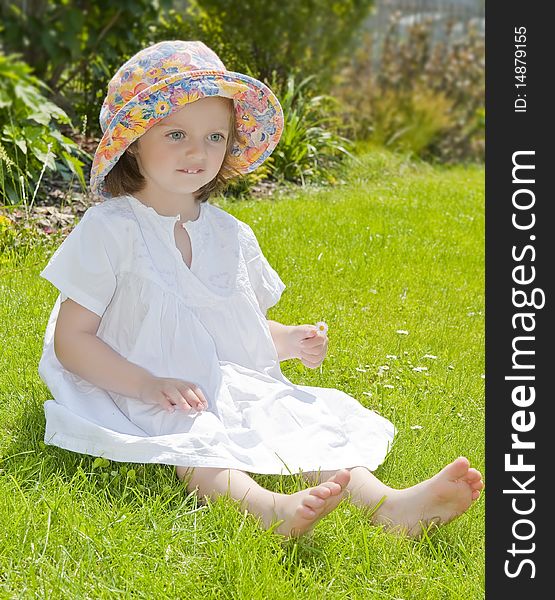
<box><xmin>315</xmin><ymin>321</ymin><xmax>328</xmax><ymax>335</ymax></box>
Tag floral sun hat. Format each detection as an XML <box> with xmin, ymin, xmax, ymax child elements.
<box><xmin>90</xmin><ymin>40</ymin><xmax>284</xmax><ymax>200</ymax></box>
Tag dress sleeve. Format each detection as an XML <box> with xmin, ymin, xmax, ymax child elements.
<box><xmin>239</xmin><ymin>221</ymin><xmax>286</xmax><ymax>316</ymax></box>
<box><xmin>40</xmin><ymin>207</ymin><xmax>118</xmax><ymax>318</ymax></box>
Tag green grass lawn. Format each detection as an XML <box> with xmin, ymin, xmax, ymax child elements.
<box><xmin>0</xmin><ymin>149</ymin><xmax>484</xmax><ymax>599</ymax></box>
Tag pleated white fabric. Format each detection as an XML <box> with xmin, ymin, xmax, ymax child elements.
<box><xmin>38</xmin><ymin>194</ymin><xmax>395</xmax><ymax>474</ymax></box>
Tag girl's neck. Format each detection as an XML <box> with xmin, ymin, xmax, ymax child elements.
<box><xmin>131</xmin><ymin>189</ymin><xmax>200</xmax><ymax>220</ymax></box>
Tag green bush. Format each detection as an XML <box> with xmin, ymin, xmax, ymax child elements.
<box><xmin>1</xmin><ymin>0</ymin><xmax>370</xmax><ymax>197</ymax></box>
<box><xmin>331</xmin><ymin>15</ymin><xmax>484</xmax><ymax>163</ymax></box>
<box><xmin>1</xmin><ymin>0</ymin><xmax>375</xmax><ymax>139</ymax></box>
<box><xmin>223</xmin><ymin>162</ymin><xmax>272</xmax><ymax>201</ymax></box>
<box><xmin>367</xmin><ymin>83</ymin><xmax>453</xmax><ymax>155</ymax></box>
<box><xmin>225</xmin><ymin>73</ymin><xmax>356</xmax><ymax>198</ymax></box>
<box><xmin>222</xmin><ymin>72</ymin><xmax>357</xmax><ymax>195</ymax></box>
<box><xmin>268</xmin><ymin>73</ymin><xmax>357</xmax><ymax>185</ymax></box>
<box><xmin>157</xmin><ymin>0</ymin><xmax>375</xmax><ymax>97</ymax></box>
<box><xmin>0</xmin><ymin>0</ymin><xmax>173</xmax><ymax>137</ymax></box>
<box><xmin>0</xmin><ymin>52</ymin><xmax>89</xmax><ymax>206</ymax></box>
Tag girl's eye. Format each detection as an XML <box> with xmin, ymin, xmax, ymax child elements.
<box><xmin>168</xmin><ymin>132</ymin><xmax>184</xmax><ymax>141</ymax></box>
<box><xmin>167</xmin><ymin>132</ymin><xmax>225</xmax><ymax>142</ymax></box>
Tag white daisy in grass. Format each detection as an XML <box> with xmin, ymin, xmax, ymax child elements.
<box><xmin>396</xmin><ymin>329</ymin><xmax>409</xmax><ymax>335</ymax></box>
<box><xmin>410</xmin><ymin>425</ymin><xmax>423</xmax><ymax>430</ymax></box>
<box><xmin>386</xmin><ymin>354</ymin><xmax>398</xmax><ymax>360</ymax></box>
<box><xmin>422</xmin><ymin>354</ymin><xmax>437</xmax><ymax>359</ymax></box>
<box><xmin>413</xmin><ymin>366</ymin><xmax>428</xmax><ymax>372</ymax></box>
<box><xmin>315</xmin><ymin>321</ymin><xmax>328</xmax><ymax>335</ymax></box>
<box><xmin>377</xmin><ymin>365</ymin><xmax>390</xmax><ymax>377</ymax></box>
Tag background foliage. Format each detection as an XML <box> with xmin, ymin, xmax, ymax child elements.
<box><xmin>0</xmin><ymin>0</ymin><xmax>174</xmax><ymax>134</ymax></box>
<box><xmin>0</xmin><ymin>0</ymin><xmax>484</xmax><ymax>208</ymax></box>
<box><xmin>0</xmin><ymin>52</ymin><xmax>88</xmax><ymax>205</ymax></box>
<box><xmin>0</xmin><ymin>0</ymin><xmax>376</xmax><ymax>205</ymax></box>
<box><xmin>157</xmin><ymin>0</ymin><xmax>374</xmax><ymax>96</ymax></box>
<box><xmin>0</xmin><ymin>0</ymin><xmax>374</xmax><ymax>138</ymax></box>
<box><xmin>331</xmin><ymin>13</ymin><xmax>485</xmax><ymax>163</ymax></box>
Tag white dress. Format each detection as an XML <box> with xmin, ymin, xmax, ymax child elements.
<box><xmin>38</xmin><ymin>194</ymin><xmax>395</xmax><ymax>474</ymax></box>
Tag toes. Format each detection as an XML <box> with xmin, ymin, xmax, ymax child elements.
<box><xmin>471</xmin><ymin>479</ymin><xmax>484</xmax><ymax>492</ymax></box>
<box><xmin>312</xmin><ymin>482</ymin><xmax>340</xmax><ymax>499</ymax></box>
<box><xmin>305</xmin><ymin>469</ymin><xmax>349</xmax><ymax>507</ymax></box>
<box><xmin>461</xmin><ymin>468</ymin><xmax>484</xmax><ymax>492</ymax></box>
<box><xmin>465</xmin><ymin>468</ymin><xmax>482</xmax><ymax>482</ymax></box>
<box><xmin>471</xmin><ymin>489</ymin><xmax>481</xmax><ymax>501</ymax></box>
<box><xmin>322</xmin><ymin>481</ymin><xmax>343</xmax><ymax>496</ymax></box>
<box><xmin>445</xmin><ymin>456</ymin><xmax>470</xmax><ymax>479</ymax></box>
<box><xmin>296</xmin><ymin>504</ymin><xmax>317</xmax><ymax>519</ymax></box>
<box><xmin>304</xmin><ymin>495</ymin><xmax>326</xmax><ymax>511</ymax></box>
<box><xmin>310</xmin><ymin>485</ymin><xmax>330</xmax><ymax>500</ymax></box>
<box><xmin>330</xmin><ymin>469</ymin><xmax>351</xmax><ymax>489</ymax></box>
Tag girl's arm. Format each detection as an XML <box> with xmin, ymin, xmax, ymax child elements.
<box><xmin>57</xmin><ymin>330</ymin><xmax>153</xmax><ymax>399</ymax></box>
<box><xmin>267</xmin><ymin>320</ymin><xmax>326</xmax><ymax>369</ymax></box>
<box><xmin>266</xmin><ymin>320</ymin><xmax>296</xmax><ymax>362</ymax></box>
<box><xmin>55</xmin><ymin>298</ymin><xmax>153</xmax><ymax>398</ymax></box>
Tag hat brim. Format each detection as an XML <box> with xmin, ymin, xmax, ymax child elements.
<box><xmin>90</xmin><ymin>70</ymin><xmax>284</xmax><ymax>199</ymax></box>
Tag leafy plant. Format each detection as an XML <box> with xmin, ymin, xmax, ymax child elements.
<box><xmin>369</xmin><ymin>84</ymin><xmax>453</xmax><ymax>156</ymax></box>
<box><xmin>217</xmin><ymin>72</ymin><xmax>358</xmax><ymax>195</ymax></box>
<box><xmin>157</xmin><ymin>0</ymin><xmax>375</xmax><ymax>97</ymax></box>
<box><xmin>331</xmin><ymin>14</ymin><xmax>485</xmax><ymax>163</ymax></box>
<box><xmin>223</xmin><ymin>162</ymin><xmax>272</xmax><ymax>200</ymax></box>
<box><xmin>268</xmin><ymin>73</ymin><xmax>357</xmax><ymax>186</ymax></box>
<box><xmin>0</xmin><ymin>0</ymin><xmax>174</xmax><ymax>136</ymax></box>
<box><xmin>0</xmin><ymin>52</ymin><xmax>89</xmax><ymax>206</ymax></box>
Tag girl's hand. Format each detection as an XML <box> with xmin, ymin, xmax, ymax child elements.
<box><xmin>288</xmin><ymin>324</ymin><xmax>329</xmax><ymax>369</ymax></box>
<box><xmin>138</xmin><ymin>376</ymin><xmax>209</xmax><ymax>414</ymax></box>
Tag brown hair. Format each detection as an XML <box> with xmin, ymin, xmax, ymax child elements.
<box><xmin>103</xmin><ymin>97</ymin><xmax>243</xmax><ymax>203</ymax></box>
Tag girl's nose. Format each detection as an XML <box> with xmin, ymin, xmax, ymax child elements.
<box><xmin>185</xmin><ymin>139</ymin><xmax>207</xmax><ymax>160</ymax></box>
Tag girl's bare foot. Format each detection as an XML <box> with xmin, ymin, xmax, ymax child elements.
<box><xmin>266</xmin><ymin>469</ymin><xmax>351</xmax><ymax>538</ymax></box>
<box><xmin>372</xmin><ymin>457</ymin><xmax>484</xmax><ymax>537</ymax></box>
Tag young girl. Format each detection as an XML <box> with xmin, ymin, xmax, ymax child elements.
<box><xmin>38</xmin><ymin>40</ymin><xmax>483</xmax><ymax>539</ymax></box>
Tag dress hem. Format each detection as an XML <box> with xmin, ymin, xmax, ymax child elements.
<box><xmin>44</xmin><ymin>431</ymin><xmax>392</xmax><ymax>476</ymax></box>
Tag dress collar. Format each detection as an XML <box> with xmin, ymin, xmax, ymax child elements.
<box><xmin>122</xmin><ymin>193</ymin><xmax>240</xmax><ymax>302</ymax></box>
<box><xmin>125</xmin><ymin>194</ymin><xmax>206</xmax><ymax>231</ymax></box>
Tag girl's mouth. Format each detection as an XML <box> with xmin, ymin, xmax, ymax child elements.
<box><xmin>177</xmin><ymin>169</ymin><xmax>204</xmax><ymax>174</ymax></box>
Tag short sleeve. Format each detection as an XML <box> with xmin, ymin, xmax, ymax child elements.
<box><xmin>40</xmin><ymin>208</ymin><xmax>117</xmax><ymax>317</ymax></box>
<box><xmin>239</xmin><ymin>221</ymin><xmax>286</xmax><ymax>316</ymax></box>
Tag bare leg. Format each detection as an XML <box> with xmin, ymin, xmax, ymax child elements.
<box><xmin>302</xmin><ymin>457</ymin><xmax>484</xmax><ymax>537</ymax></box>
<box><xmin>176</xmin><ymin>465</ymin><xmax>351</xmax><ymax>539</ymax></box>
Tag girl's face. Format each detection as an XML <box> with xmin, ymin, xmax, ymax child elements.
<box><xmin>131</xmin><ymin>96</ymin><xmax>231</xmax><ymax>202</ymax></box>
